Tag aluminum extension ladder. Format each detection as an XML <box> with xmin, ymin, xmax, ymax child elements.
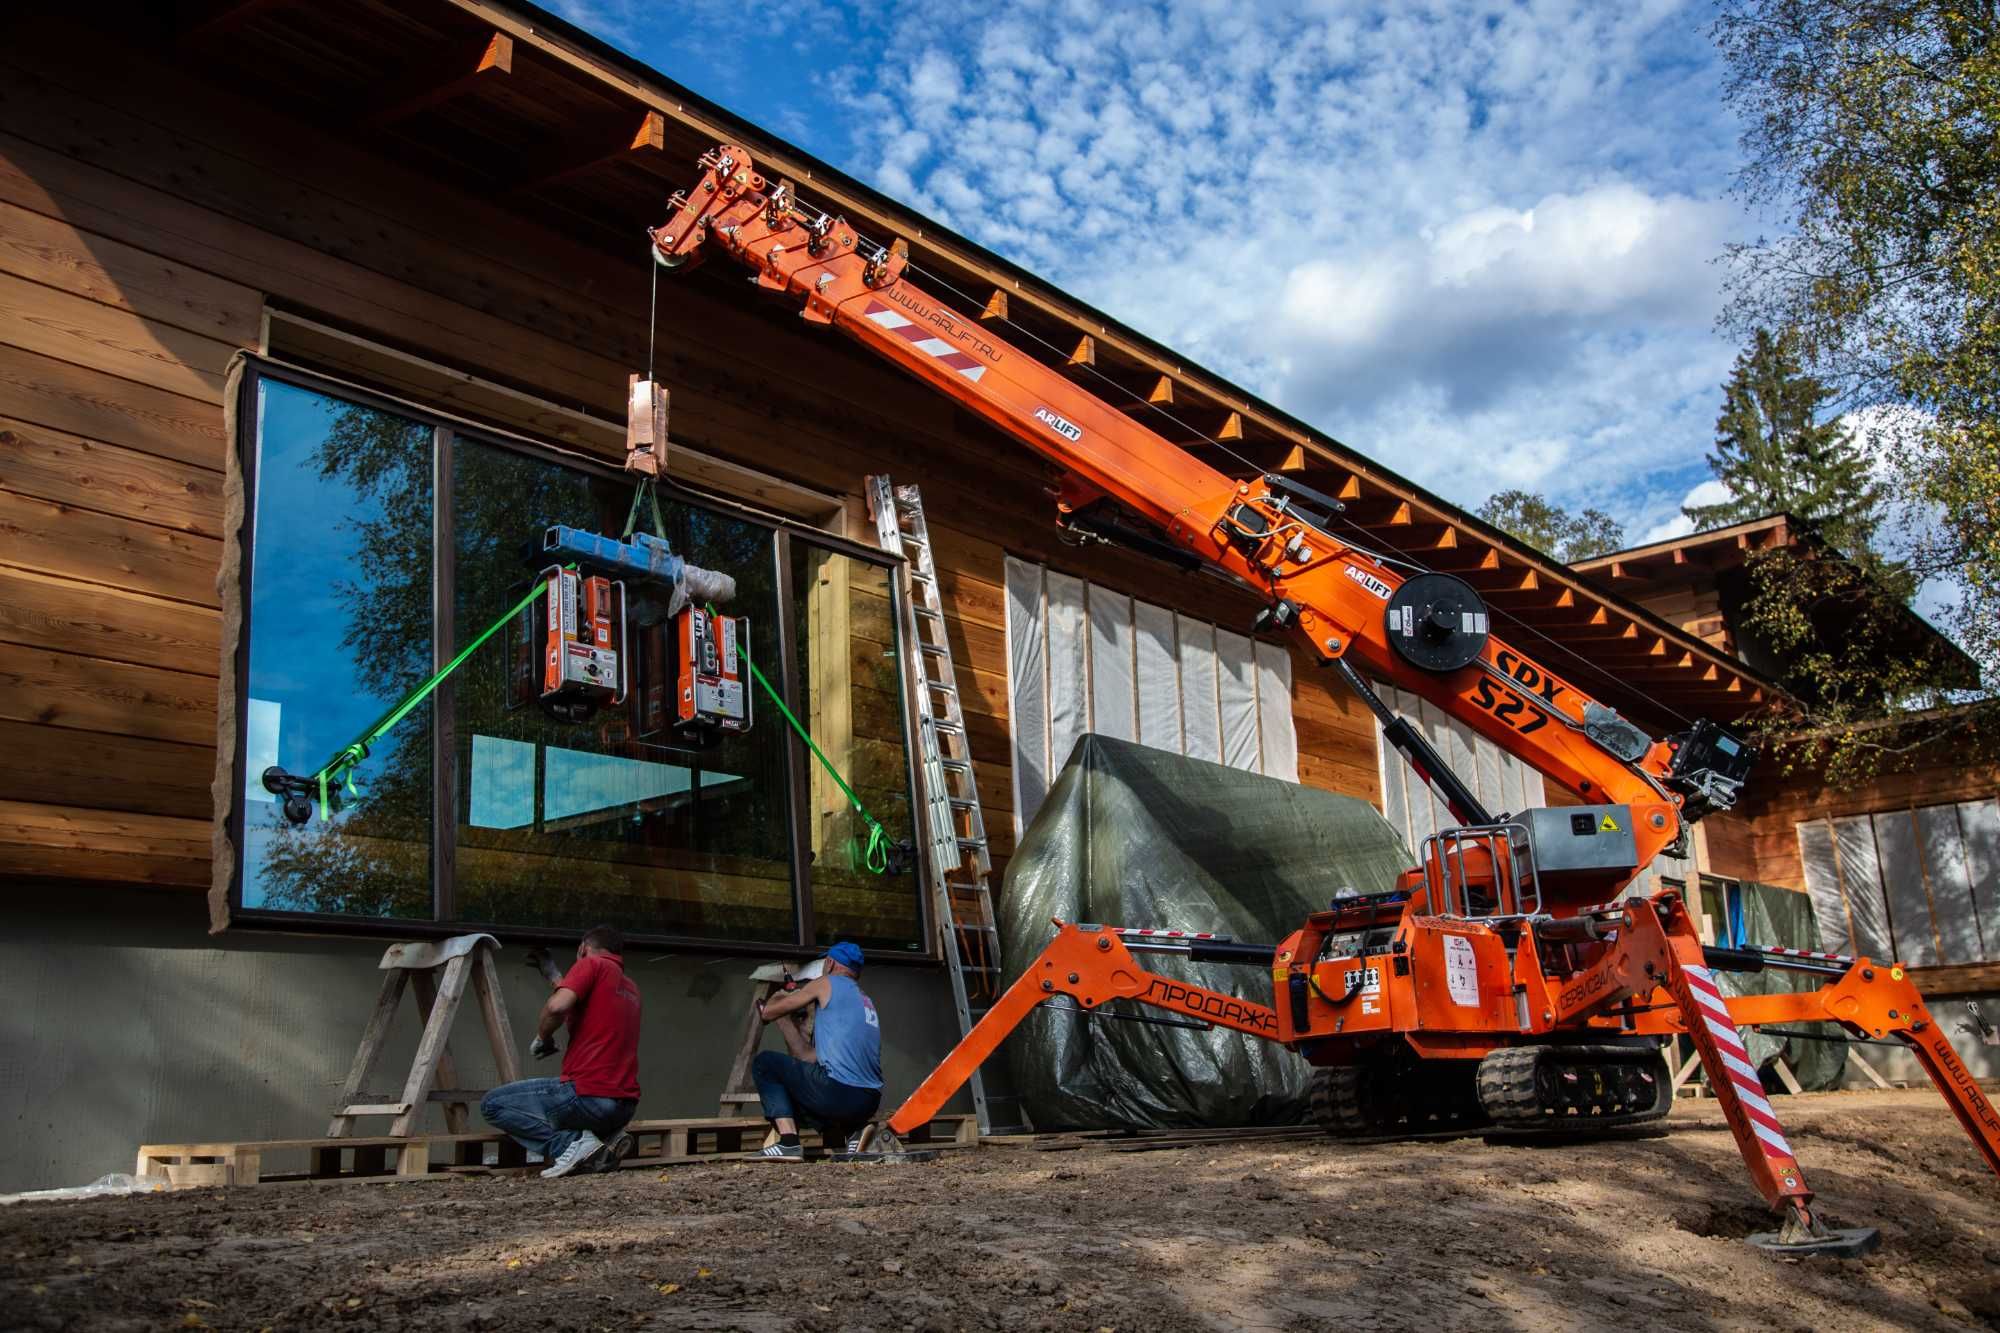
<box><xmin>866</xmin><ymin>475</ymin><xmax>1021</xmax><ymax>1135</ymax></box>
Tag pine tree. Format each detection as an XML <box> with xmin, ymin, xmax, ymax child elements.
<box><xmin>1684</xmin><ymin>328</ymin><xmax>1887</xmax><ymax>557</ymax></box>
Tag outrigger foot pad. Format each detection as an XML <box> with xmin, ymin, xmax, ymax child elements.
<box><xmin>829</xmin><ymin>1127</ymin><xmax>940</xmax><ymax>1165</ymax></box>
<box><xmin>1747</xmin><ymin>1226</ymin><xmax>1881</xmax><ymax>1260</ymax></box>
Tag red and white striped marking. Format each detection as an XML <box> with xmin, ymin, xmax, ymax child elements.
<box><xmin>1755</xmin><ymin>946</ymin><xmax>1855</xmax><ymax>965</ymax></box>
<box><xmin>1682</xmin><ymin>964</ymin><xmax>1799</xmax><ymax>1164</ymax></box>
<box><xmin>1105</xmin><ymin>927</ymin><xmax>1225</xmax><ymax>940</ymax></box>
<box><xmin>862</xmin><ymin>301</ymin><xmax>988</xmax><ymax>382</ymax></box>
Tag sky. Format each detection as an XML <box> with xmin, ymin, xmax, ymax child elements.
<box><xmin>553</xmin><ymin>0</ymin><xmax>1763</xmax><ymax>549</ymax></box>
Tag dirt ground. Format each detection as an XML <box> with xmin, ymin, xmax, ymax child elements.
<box><xmin>4</xmin><ymin>1089</ymin><xmax>1999</xmax><ymax>1332</ymax></box>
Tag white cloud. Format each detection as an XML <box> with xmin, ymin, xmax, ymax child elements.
<box><xmin>1636</xmin><ymin>478</ymin><xmax>1731</xmax><ymax>544</ymax></box>
<box><xmin>600</xmin><ymin>0</ymin><xmax>1752</xmax><ymax>532</ymax></box>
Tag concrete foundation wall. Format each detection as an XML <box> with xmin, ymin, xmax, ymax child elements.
<box><xmin>0</xmin><ymin>890</ymin><xmax>968</xmax><ymax>1193</ymax></box>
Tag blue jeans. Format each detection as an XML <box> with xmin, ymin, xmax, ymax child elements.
<box><xmin>752</xmin><ymin>1051</ymin><xmax>881</xmax><ymax>1133</ymax></box>
<box><xmin>481</xmin><ymin>1077</ymin><xmax>636</xmax><ymax>1164</ymax></box>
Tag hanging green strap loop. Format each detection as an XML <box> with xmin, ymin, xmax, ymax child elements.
<box><xmin>713</xmin><ymin>603</ymin><xmax>896</xmax><ymax>875</ymax></box>
<box><xmin>622</xmin><ymin>478</ymin><xmax>667</xmax><ymax>541</ymax></box>
<box><xmin>310</xmin><ymin>574</ymin><xmax>561</xmax><ymax>820</ymax></box>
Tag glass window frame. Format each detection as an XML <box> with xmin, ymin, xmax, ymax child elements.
<box><xmin>226</xmin><ymin>358</ymin><xmax>936</xmax><ymax>962</ymax></box>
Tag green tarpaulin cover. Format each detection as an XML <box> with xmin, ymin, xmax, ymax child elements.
<box><xmin>1714</xmin><ymin>880</ymin><xmax>1847</xmax><ymax>1091</ymax></box>
<box><xmin>998</xmin><ymin>734</ymin><xmax>1413</xmax><ymax>1130</ymax></box>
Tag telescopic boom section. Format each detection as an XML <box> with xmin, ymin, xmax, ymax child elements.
<box><xmin>652</xmin><ymin>145</ymin><xmax>1697</xmax><ymax>874</ymax></box>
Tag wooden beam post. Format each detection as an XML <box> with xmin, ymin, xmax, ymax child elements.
<box><xmin>360</xmin><ymin>31</ymin><xmax>514</xmax><ymax>130</ymax></box>
<box><xmin>509</xmin><ymin>109</ymin><xmax>666</xmax><ymax>195</ymax></box>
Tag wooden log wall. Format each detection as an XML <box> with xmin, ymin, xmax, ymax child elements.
<box><xmin>0</xmin><ymin>24</ymin><xmax>1378</xmax><ymax>904</ymax></box>
<box><xmin>1707</xmin><ymin>753</ymin><xmax>2000</xmax><ymax>893</ymax></box>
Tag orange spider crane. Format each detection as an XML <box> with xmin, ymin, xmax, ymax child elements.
<box><xmin>651</xmin><ymin>145</ymin><xmax>2000</xmax><ymax>1255</ymax></box>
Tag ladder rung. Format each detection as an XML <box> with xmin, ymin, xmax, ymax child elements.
<box><xmin>913</xmin><ymin>604</ymin><xmax>943</xmax><ymax>620</ymax></box>
<box><xmin>919</xmin><ymin>642</ymin><xmax>948</xmax><ymax>656</ymax></box>
<box><xmin>934</xmin><ymin>719</ymin><xmax>963</xmax><ymax>735</ymax></box>
<box><xmin>950</xmin><ymin>797</ymin><xmax>977</xmax><ymax>810</ymax></box>
<box><xmin>956</xmin><ymin>837</ymin><xmax>985</xmax><ymax>851</ymax></box>
<box><xmin>940</xmin><ymin>758</ymin><xmax>971</xmax><ymax>772</ymax></box>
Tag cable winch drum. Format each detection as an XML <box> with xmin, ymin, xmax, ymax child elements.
<box><xmin>1385</xmin><ymin>572</ymin><xmax>1490</xmax><ymax>673</ymax></box>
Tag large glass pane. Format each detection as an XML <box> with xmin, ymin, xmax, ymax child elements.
<box><xmin>240</xmin><ymin>381</ymin><xmax>433</xmax><ymax>918</ymax></box>
<box><xmin>792</xmin><ymin>543</ymin><xmax>924</xmax><ymax>951</ymax></box>
<box><xmin>450</xmin><ymin>439</ymin><xmax>796</xmax><ymax>941</ymax></box>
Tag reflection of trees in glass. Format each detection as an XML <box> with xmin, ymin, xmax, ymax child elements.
<box><xmin>792</xmin><ymin>545</ymin><xmax>922</xmax><ymax>949</ymax></box>
<box><xmin>256</xmin><ymin>401</ymin><xmax>432</xmax><ymax>918</ymax></box>
<box><xmin>246</xmin><ymin>394</ymin><xmax>915</xmax><ymax>946</ymax></box>
<box><xmin>447</xmin><ymin>443</ymin><xmax>795</xmax><ymax>940</ymax></box>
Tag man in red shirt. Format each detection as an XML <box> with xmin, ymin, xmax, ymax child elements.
<box><xmin>480</xmin><ymin>925</ymin><xmax>642</xmax><ymax>1178</ymax></box>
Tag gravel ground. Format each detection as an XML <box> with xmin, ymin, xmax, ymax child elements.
<box><xmin>3</xmin><ymin>1088</ymin><xmax>1998</xmax><ymax>1331</ymax></box>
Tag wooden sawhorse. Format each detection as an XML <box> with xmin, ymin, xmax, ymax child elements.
<box><xmin>328</xmin><ymin>933</ymin><xmax>521</xmax><ymax>1140</ymax></box>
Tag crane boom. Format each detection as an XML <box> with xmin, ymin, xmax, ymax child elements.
<box><xmin>650</xmin><ymin>145</ymin><xmax>1746</xmax><ymax>896</ymax></box>
<box><xmin>649</xmin><ymin>145</ymin><xmax>1998</xmax><ymax>1255</ymax></box>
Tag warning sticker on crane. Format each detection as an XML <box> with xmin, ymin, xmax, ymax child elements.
<box><xmin>1443</xmin><ymin>935</ymin><xmax>1479</xmax><ymax>1007</ymax></box>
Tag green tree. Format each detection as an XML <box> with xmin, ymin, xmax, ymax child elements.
<box><xmin>1475</xmin><ymin>489</ymin><xmax>1625</xmax><ymax>563</ymax></box>
<box><xmin>1684</xmin><ymin>328</ymin><xmax>1888</xmax><ymax>559</ymax></box>
<box><xmin>1715</xmin><ymin>0</ymin><xmax>2000</xmax><ymax>678</ymax></box>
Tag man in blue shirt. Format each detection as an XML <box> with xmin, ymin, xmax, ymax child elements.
<box><xmin>751</xmin><ymin>941</ymin><xmax>883</xmax><ymax>1161</ymax></box>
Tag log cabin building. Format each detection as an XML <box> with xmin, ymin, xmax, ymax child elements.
<box><xmin>0</xmin><ymin>0</ymin><xmax>1985</xmax><ymax>1188</ymax></box>
<box><xmin>1574</xmin><ymin>521</ymin><xmax>2000</xmax><ymax>1004</ymax></box>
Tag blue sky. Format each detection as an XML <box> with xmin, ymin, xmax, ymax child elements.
<box><xmin>555</xmin><ymin>0</ymin><xmax>1759</xmax><ymax>547</ymax></box>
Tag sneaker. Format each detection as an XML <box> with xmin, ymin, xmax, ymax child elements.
<box><xmin>541</xmin><ymin>1131</ymin><xmax>605</xmax><ymax>1179</ymax></box>
<box><xmin>595</xmin><ymin>1131</ymin><xmax>635</xmax><ymax>1174</ymax></box>
<box><xmin>758</xmin><ymin>1141</ymin><xmax>804</xmax><ymax>1162</ymax></box>
<box><xmin>844</xmin><ymin>1126</ymin><xmax>871</xmax><ymax>1154</ymax></box>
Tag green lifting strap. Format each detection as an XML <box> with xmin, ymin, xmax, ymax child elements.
<box><xmin>623</xmin><ymin>477</ymin><xmax>667</xmax><ymax>541</ymax></box>
<box><xmin>308</xmin><ymin>573</ymin><xmax>562</xmax><ymax>822</ymax></box>
<box><xmin>710</xmin><ymin>603</ymin><xmax>897</xmax><ymax>876</ymax></box>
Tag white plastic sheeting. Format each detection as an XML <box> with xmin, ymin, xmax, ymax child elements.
<box><xmin>1963</xmin><ymin>800</ymin><xmax>2000</xmax><ymax>959</ymax></box>
<box><xmin>1003</xmin><ymin>558</ymin><xmax>1050</xmax><ymax>833</ymax></box>
<box><xmin>1087</xmin><ymin>587</ymin><xmax>1136</xmax><ymax>743</ymax></box>
<box><xmin>1917</xmin><ymin>805</ymin><xmax>1985</xmax><ymax>963</ymax></box>
<box><xmin>1795</xmin><ymin>798</ymin><xmax>2000</xmax><ymax>965</ymax></box>
<box><xmin>1872</xmin><ymin>809</ymin><xmax>1941</xmax><ymax>966</ymax></box>
<box><xmin>1798</xmin><ymin>819</ymin><xmax>1852</xmax><ymax>954</ymax></box>
<box><xmin>1003</xmin><ymin>557</ymin><xmax>1301</xmax><ymax>840</ymax></box>
<box><xmin>1134</xmin><ymin>599</ymin><xmax>1181</xmax><ymax>752</ymax></box>
<box><xmin>1372</xmin><ymin>680</ymin><xmax>1546</xmax><ymax>856</ymax></box>
<box><xmin>1176</xmin><ymin>617</ymin><xmax>1221</xmax><ymax>764</ymax></box>
<box><xmin>1254</xmin><ymin>643</ymin><xmax>1297</xmax><ymax>783</ymax></box>
<box><xmin>1216</xmin><ymin>629</ymin><xmax>1260</xmax><ymax>772</ymax></box>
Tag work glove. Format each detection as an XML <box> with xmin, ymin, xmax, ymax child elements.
<box><xmin>530</xmin><ymin>1034</ymin><xmax>557</xmax><ymax>1060</ymax></box>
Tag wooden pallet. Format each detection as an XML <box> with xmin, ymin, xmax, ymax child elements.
<box><xmin>135</xmin><ymin>1113</ymin><xmax>977</xmax><ymax>1189</ymax></box>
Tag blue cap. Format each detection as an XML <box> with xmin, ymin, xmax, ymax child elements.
<box><xmin>827</xmin><ymin>941</ymin><xmax>865</xmax><ymax>971</ymax></box>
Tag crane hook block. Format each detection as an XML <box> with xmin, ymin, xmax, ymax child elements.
<box><xmin>1386</xmin><ymin>573</ymin><xmax>1490</xmax><ymax>673</ymax></box>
